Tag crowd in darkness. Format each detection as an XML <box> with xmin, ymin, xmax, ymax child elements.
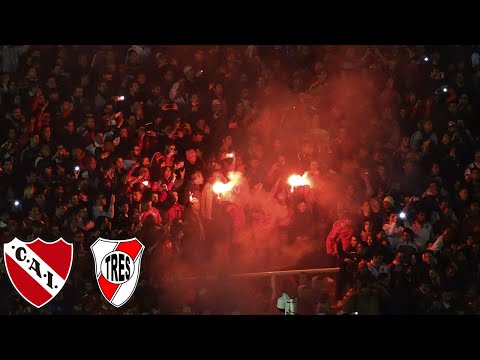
<box><xmin>1</xmin><ymin>45</ymin><xmax>480</xmax><ymax>314</ymax></box>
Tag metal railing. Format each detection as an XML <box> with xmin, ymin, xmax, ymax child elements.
<box><xmin>181</xmin><ymin>267</ymin><xmax>340</xmax><ymax>281</ymax></box>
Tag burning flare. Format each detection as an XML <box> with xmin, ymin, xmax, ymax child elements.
<box><xmin>287</xmin><ymin>173</ymin><xmax>311</xmax><ymax>193</ymax></box>
<box><xmin>213</xmin><ymin>181</ymin><xmax>234</xmax><ymax>198</ymax></box>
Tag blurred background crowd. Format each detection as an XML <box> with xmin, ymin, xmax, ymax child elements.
<box><xmin>1</xmin><ymin>44</ymin><xmax>480</xmax><ymax>314</ymax></box>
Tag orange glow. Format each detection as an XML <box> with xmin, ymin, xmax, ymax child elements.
<box><xmin>287</xmin><ymin>173</ymin><xmax>311</xmax><ymax>192</ymax></box>
<box><xmin>213</xmin><ymin>181</ymin><xmax>233</xmax><ymax>195</ymax></box>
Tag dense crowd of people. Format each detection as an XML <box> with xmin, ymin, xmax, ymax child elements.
<box><xmin>1</xmin><ymin>44</ymin><xmax>480</xmax><ymax>314</ymax></box>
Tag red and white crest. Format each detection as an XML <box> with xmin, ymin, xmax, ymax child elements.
<box><xmin>90</xmin><ymin>237</ymin><xmax>145</xmax><ymax>308</ymax></box>
<box><xmin>3</xmin><ymin>237</ymin><xmax>74</xmax><ymax>308</ymax></box>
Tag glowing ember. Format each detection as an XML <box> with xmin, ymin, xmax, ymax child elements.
<box><xmin>287</xmin><ymin>173</ymin><xmax>311</xmax><ymax>192</ymax></box>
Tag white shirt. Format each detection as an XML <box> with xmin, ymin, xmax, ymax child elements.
<box><xmin>404</xmin><ymin>219</ymin><xmax>433</xmax><ymax>250</ymax></box>
<box><xmin>382</xmin><ymin>222</ymin><xmax>404</xmax><ymax>250</ymax></box>
<box><xmin>86</xmin><ymin>141</ymin><xmax>103</xmax><ymax>156</ymax></box>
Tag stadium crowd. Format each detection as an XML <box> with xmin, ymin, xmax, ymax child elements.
<box><xmin>1</xmin><ymin>44</ymin><xmax>480</xmax><ymax>314</ymax></box>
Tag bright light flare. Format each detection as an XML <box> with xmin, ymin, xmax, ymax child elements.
<box><xmin>142</xmin><ymin>181</ymin><xmax>149</xmax><ymax>186</ymax></box>
<box><xmin>287</xmin><ymin>173</ymin><xmax>311</xmax><ymax>193</ymax></box>
<box><xmin>213</xmin><ymin>181</ymin><xmax>233</xmax><ymax>197</ymax></box>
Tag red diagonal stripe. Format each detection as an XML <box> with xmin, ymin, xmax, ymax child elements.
<box><xmin>97</xmin><ymin>240</ymin><xmax>143</xmax><ymax>301</ymax></box>
<box><xmin>25</xmin><ymin>240</ymin><xmax>72</xmax><ymax>279</ymax></box>
<box><xmin>116</xmin><ymin>240</ymin><xmax>143</xmax><ymax>260</ymax></box>
<box><xmin>5</xmin><ymin>254</ymin><xmax>52</xmax><ymax>308</ymax></box>
<box><xmin>98</xmin><ymin>274</ymin><xmax>119</xmax><ymax>301</ymax></box>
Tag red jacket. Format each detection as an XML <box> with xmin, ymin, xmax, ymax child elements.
<box><xmin>325</xmin><ymin>220</ymin><xmax>354</xmax><ymax>255</ymax></box>
<box><xmin>166</xmin><ymin>203</ymin><xmax>184</xmax><ymax>225</ymax></box>
<box><xmin>140</xmin><ymin>207</ymin><xmax>162</xmax><ymax>224</ymax></box>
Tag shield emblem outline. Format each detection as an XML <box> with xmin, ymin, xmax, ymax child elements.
<box><xmin>90</xmin><ymin>237</ymin><xmax>145</xmax><ymax>308</ymax></box>
<box><xmin>3</xmin><ymin>237</ymin><xmax>74</xmax><ymax>309</ymax></box>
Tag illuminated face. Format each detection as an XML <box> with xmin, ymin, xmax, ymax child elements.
<box><xmin>172</xmin><ymin>192</ymin><xmax>178</xmax><ymax>202</ymax></box>
<box><xmin>186</xmin><ymin>151</ymin><xmax>197</xmax><ymax>164</ymax></box>
<box><xmin>120</xmin><ymin>203</ymin><xmax>129</xmax><ymax>214</ymax></box>
<box><xmin>71</xmin><ymin>195</ymin><xmax>79</xmax><ymax>205</ymax></box>
<box><xmin>422</xmin><ymin>252</ymin><xmax>434</xmax><ymax>265</ymax></box>
<box><xmin>256</xmin><ymin>76</ymin><xmax>266</xmax><ymax>88</ymax></box>
<box><xmin>356</xmin><ymin>243</ymin><xmax>365</xmax><ymax>254</ymax></box>
<box><xmin>471</xmin><ymin>169</ymin><xmax>480</xmax><ymax>181</ymax></box>
<box><xmin>367</xmin><ymin>236</ymin><xmax>374</xmax><ymax>246</ymax></box>
<box><xmin>361</xmin><ymin>201</ymin><xmax>370</xmax><ymax>213</ymax></box>
<box><xmin>64</xmin><ymin>120</ymin><xmax>75</xmax><ymax>134</ymax></box>
<box><xmin>115</xmin><ymin>158</ymin><xmax>123</xmax><ymax>170</ymax></box>
<box><xmin>128</xmin><ymin>51</ymin><xmax>138</xmax><ymax>63</ymax></box>
<box><xmin>423</xmin><ymin>121</ymin><xmax>433</xmax><ymax>133</ymax></box>
<box><xmin>166</xmin><ymin>145</ymin><xmax>176</xmax><ymax>156</ymax></box>
<box><xmin>164</xmin><ymin>70</ymin><xmax>175</xmax><ymax>83</ymax></box>
<box><xmin>87</xmin><ymin>117</ymin><xmax>95</xmax><ymax>128</ymax></box>
<box><xmin>459</xmin><ymin>188</ymin><xmax>468</xmax><ymax>201</ymax></box>
<box><xmin>193</xmin><ymin>132</ymin><xmax>203</xmax><ymax>142</ymax></box>
<box><xmin>131</xmin><ymin>82</ymin><xmax>139</xmax><ymax>93</ymax></box>
<box><xmin>144</xmin><ymin>201</ymin><xmax>152</xmax><ymax>211</ymax></box>
<box><xmin>197</xmin><ymin>118</ymin><xmax>206</xmax><ymax>129</ymax></box>
<box><xmin>133</xmin><ymin>191</ymin><xmax>142</xmax><ymax>202</ymax></box>
<box><xmin>441</xmin><ymin>133</ymin><xmax>450</xmax><ymax>145</ymax></box>
<box><xmin>224</xmin><ymin>136</ymin><xmax>233</xmax><ymax>147</ymax></box>
<box><xmin>62</xmin><ymin>100</ymin><xmax>72</xmax><ymax>111</ymax></box>
<box><xmin>137</xmin><ymin>74</ymin><xmax>147</xmax><ymax>85</ymax></box>
<box><xmin>351</xmin><ymin>237</ymin><xmax>358</xmax><ymax>248</ymax></box>
<box><xmin>193</xmin><ymin>173</ymin><xmax>204</xmax><ymax>185</ymax></box>
<box><xmin>140</xmin><ymin>168</ymin><xmax>150</xmax><ymax>180</ymax></box>
<box><xmin>417</xmin><ymin>212</ymin><xmax>426</xmax><ymax>223</ymax></box>
<box><xmin>164</xmin><ymin>167</ymin><xmax>172</xmax><ymax>179</ymax></box>
<box><xmin>214</xmin><ymin>84</ymin><xmax>223</xmax><ymax>97</ymax></box>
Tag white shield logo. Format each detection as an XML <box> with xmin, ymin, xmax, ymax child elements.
<box><xmin>3</xmin><ymin>237</ymin><xmax>73</xmax><ymax>308</ymax></box>
<box><xmin>90</xmin><ymin>237</ymin><xmax>145</xmax><ymax>308</ymax></box>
